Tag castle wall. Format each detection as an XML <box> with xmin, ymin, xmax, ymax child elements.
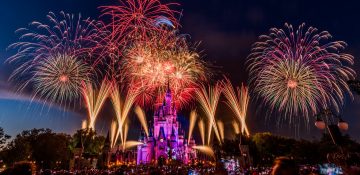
<box><xmin>137</xmin><ymin>89</ymin><xmax>196</xmax><ymax>165</ymax></box>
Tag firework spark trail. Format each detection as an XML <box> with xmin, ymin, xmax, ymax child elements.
<box><xmin>110</xmin><ymin>87</ymin><xmax>124</xmax><ymax>147</ymax></box>
<box><xmin>188</xmin><ymin>110</ymin><xmax>197</xmax><ymax>144</ymax></box>
<box><xmin>123</xmin><ymin>141</ymin><xmax>144</xmax><ymax>150</ymax></box>
<box><xmin>232</xmin><ymin>120</ymin><xmax>240</xmax><ymax>135</ymax></box>
<box><xmin>198</xmin><ymin>119</ymin><xmax>205</xmax><ymax>145</ymax></box>
<box><xmin>247</xmin><ymin>23</ymin><xmax>355</xmax><ymax>121</ymax></box>
<box><xmin>110</xmin><ymin>85</ymin><xmax>138</xmax><ymax>148</ymax></box>
<box><xmin>196</xmin><ymin>83</ymin><xmax>222</xmax><ymax>145</ymax></box>
<box><xmin>99</xmin><ymin>0</ymin><xmax>179</xmax><ymax>44</ymax></box>
<box><xmin>222</xmin><ymin>78</ymin><xmax>250</xmax><ymax>136</ymax></box>
<box><xmin>110</xmin><ymin>120</ymin><xmax>117</xmax><ymax>147</ymax></box>
<box><xmin>134</xmin><ymin>106</ymin><xmax>149</xmax><ymax>137</ymax></box>
<box><xmin>123</xmin><ymin>122</ymin><xmax>129</xmax><ymax>150</ymax></box>
<box><xmin>206</xmin><ymin>120</ymin><xmax>213</xmax><ymax>144</ymax></box>
<box><xmin>82</xmin><ymin>80</ymin><xmax>112</xmax><ymax>130</ymax></box>
<box><xmin>192</xmin><ymin>145</ymin><xmax>215</xmax><ymax>158</ymax></box>
<box><xmin>81</xmin><ymin>120</ymin><xmax>88</xmax><ymax>129</ymax></box>
<box><xmin>7</xmin><ymin>11</ymin><xmax>105</xmax><ymax>105</ymax></box>
<box><xmin>217</xmin><ymin>120</ymin><xmax>224</xmax><ymax>142</ymax></box>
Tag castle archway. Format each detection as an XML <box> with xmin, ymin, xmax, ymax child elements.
<box><xmin>157</xmin><ymin>156</ymin><xmax>165</xmax><ymax>166</ymax></box>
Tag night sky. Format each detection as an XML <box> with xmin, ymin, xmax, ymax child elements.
<box><xmin>0</xmin><ymin>0</ymin><xmax>360</xmax><ymax>141</ymax></box>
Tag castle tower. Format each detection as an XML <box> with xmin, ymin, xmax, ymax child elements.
<box><xmin>136</xmin><ymin>130</ymin><xmax>146</xmax><ymax>164</ymax></box>
<box><xmin>155</xmin><ymin>127</ymin><xmax>168</xmax><ymax>163</ymax></box>
<box><xmin>169</xmin><ymin>127</ymin><xmax>178</xmax><ymax>159</ymax></box>
<box><xmin>101</xmin><ymin>131</ymin><xmax>111</xmax><ymax>167</ymax></box>
<box><xmin>147</xmin><ymin>128</ymin><xmax>154</xmax><ymax>163</ymax></box>
<box><xmin>136</xmin><ymin>84</ymin><xmax>196</xmax><ymax>165</ymax></box>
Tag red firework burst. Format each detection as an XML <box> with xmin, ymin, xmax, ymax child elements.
<box><xmin>121</xmin><ymin>31</ymin><xmax>207</xmax><ymax>109</ymax></box>
<box><xmin>99</xmin><ymin>0</ymin><xmax>180</xmax><ymax>44</ymax></box>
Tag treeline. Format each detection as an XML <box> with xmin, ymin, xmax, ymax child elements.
<box><xmin>220</xmin><ymin>132</ymin><xmax>360</xmax><ymax>166</ymax></box>
<box><xmin>0</xmin><ymin>128</ymin><xmax>359</xmax><ymax>170</ymax></box>
<box><xmin>0</xmin><ymin>128</ymin><xmax>104</xmax><ymax>170</ymax></box>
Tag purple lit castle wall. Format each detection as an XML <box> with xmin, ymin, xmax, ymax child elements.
<box><xmin>137</xmin><ymin>88</ymin><xmax>197</xmax><ymax>165</ymax></box>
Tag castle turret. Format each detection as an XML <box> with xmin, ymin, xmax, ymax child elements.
<box><xmin>170</xmin><ymin>127</ymin><xmax>177</xmax><ymax>144</ymax></box>
<box><xmin>137</xmin><ymin>130</ymin><xmax>146</xmax><ymax>164</ymax></box>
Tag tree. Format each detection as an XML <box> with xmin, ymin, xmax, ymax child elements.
<box><xmin>252</xmin><ymin>132</ymin><xmax>297</xmax><ymax>165</ymax></box>
<box><xmin>0</xmin><ymin>127</ymin><xmax>11</xmax><ymax>150</ymax></box>
<box><xmin>32</xmin><ymin>132</ymin><xmax>72</xmax><ymax>169</ymax></box>
<box><xmin>291</xmin><ymin>139</ymin><xmax>322</xmax><ymax>164</ymax></box>
<box><xmin>70</xmin><ymin>128</ymin><xmax>105</xmax><ymax>158</ymax></box>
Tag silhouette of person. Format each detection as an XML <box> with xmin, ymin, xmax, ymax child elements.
<box><xmin>271</xmin><ymin>157</ymin><xmax>299</xmax><ymax>175</ymax></box>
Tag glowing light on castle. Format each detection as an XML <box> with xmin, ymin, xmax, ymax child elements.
<box><xmin>136</xmin><ymin>86</ymin><xmax>197</xmax><ymax>164</ymax></box>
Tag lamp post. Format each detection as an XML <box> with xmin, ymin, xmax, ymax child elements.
<box><xmin>314</xmin><ymin>109</ymin><xmax>348</xmax><ymax>145</ymax></box>
<box><xmin>315</xmin><ymin>109</ymin><xmax>353</xmax><ymax>166</ymax></box>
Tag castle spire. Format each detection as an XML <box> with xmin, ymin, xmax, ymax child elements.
<box><xmin>165</xmin><ymin>79</ymin><xmax>172</xmax><ymax>108</ymax></box>
<box><xmin>171</xmin><ymin>127</ymin><xmax>176</xmax><ymax>137</ymax></box>
<box><xmin>167</xmin><ymin>79</ymin><xmax>170</xmax><ymax>93</ymax></box>
<box><xmin>149</xmin><ymin>127</ymin><xmax>153</xmax><ymax>137</ymax></box>
<box><xmin>158</xmin><ymin>127</ymin><xmax>166</xmax><ymax>140</ymax></box>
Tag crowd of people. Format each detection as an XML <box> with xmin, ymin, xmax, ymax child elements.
<box><xmin>32</xmin><ymin>164</ymin><xmax>356</xmax><ymax>175</ymax></box>
<box><xmin>2</xmin><ymin>156</ymin><xmax>360</xmax><ymax>175</ymax></box>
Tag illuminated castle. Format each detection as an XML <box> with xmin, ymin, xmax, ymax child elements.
<box><xmin>136</xmin><ymin>87</ymin><xmax>197</xmax><ymax>165</ymax></box>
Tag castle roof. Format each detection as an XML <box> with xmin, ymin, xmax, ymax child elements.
<box><xmin>158</xmin><ymin>127</ymin><xmax>166</xmax><ymax>140</ymax></box>
<box><xmin>166</xmin><ymin>80</ymin><xmax>171</xmax><ymax>94</ymax></box>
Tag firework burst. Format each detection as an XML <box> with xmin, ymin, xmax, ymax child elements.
<box><xmin>222</xmin><ymin>78</ymin><xmax>250</xmax><ymax>136</ymax></box>
<box><xmin>247</xmin><ymin>23</ymin><xmax>355</xmax><ymax>121</ymax></box>
<box><xmin>99</xmin><ymin>0</ymin><xmax>179</xmax><ymax>44</ymax></box>
<box><xmin>32</xmin><ymin>54</ymin><xmax>90</xmax><ymax>105</ymax></box>
<box><xmin>7</xmin><ymin>11</ymin><xmax>104</xmax><ymax>104</ymax></box>
<box><xmin>123</xmin><ymin>31</ymin><xmax>207</xmax><ymax>108</ymax></box>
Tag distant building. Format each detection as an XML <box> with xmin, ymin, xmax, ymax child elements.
<box><xmin>136</xmin><ymin>87</ymin><xmax>197</xmax><ymax>165</ymax></box>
